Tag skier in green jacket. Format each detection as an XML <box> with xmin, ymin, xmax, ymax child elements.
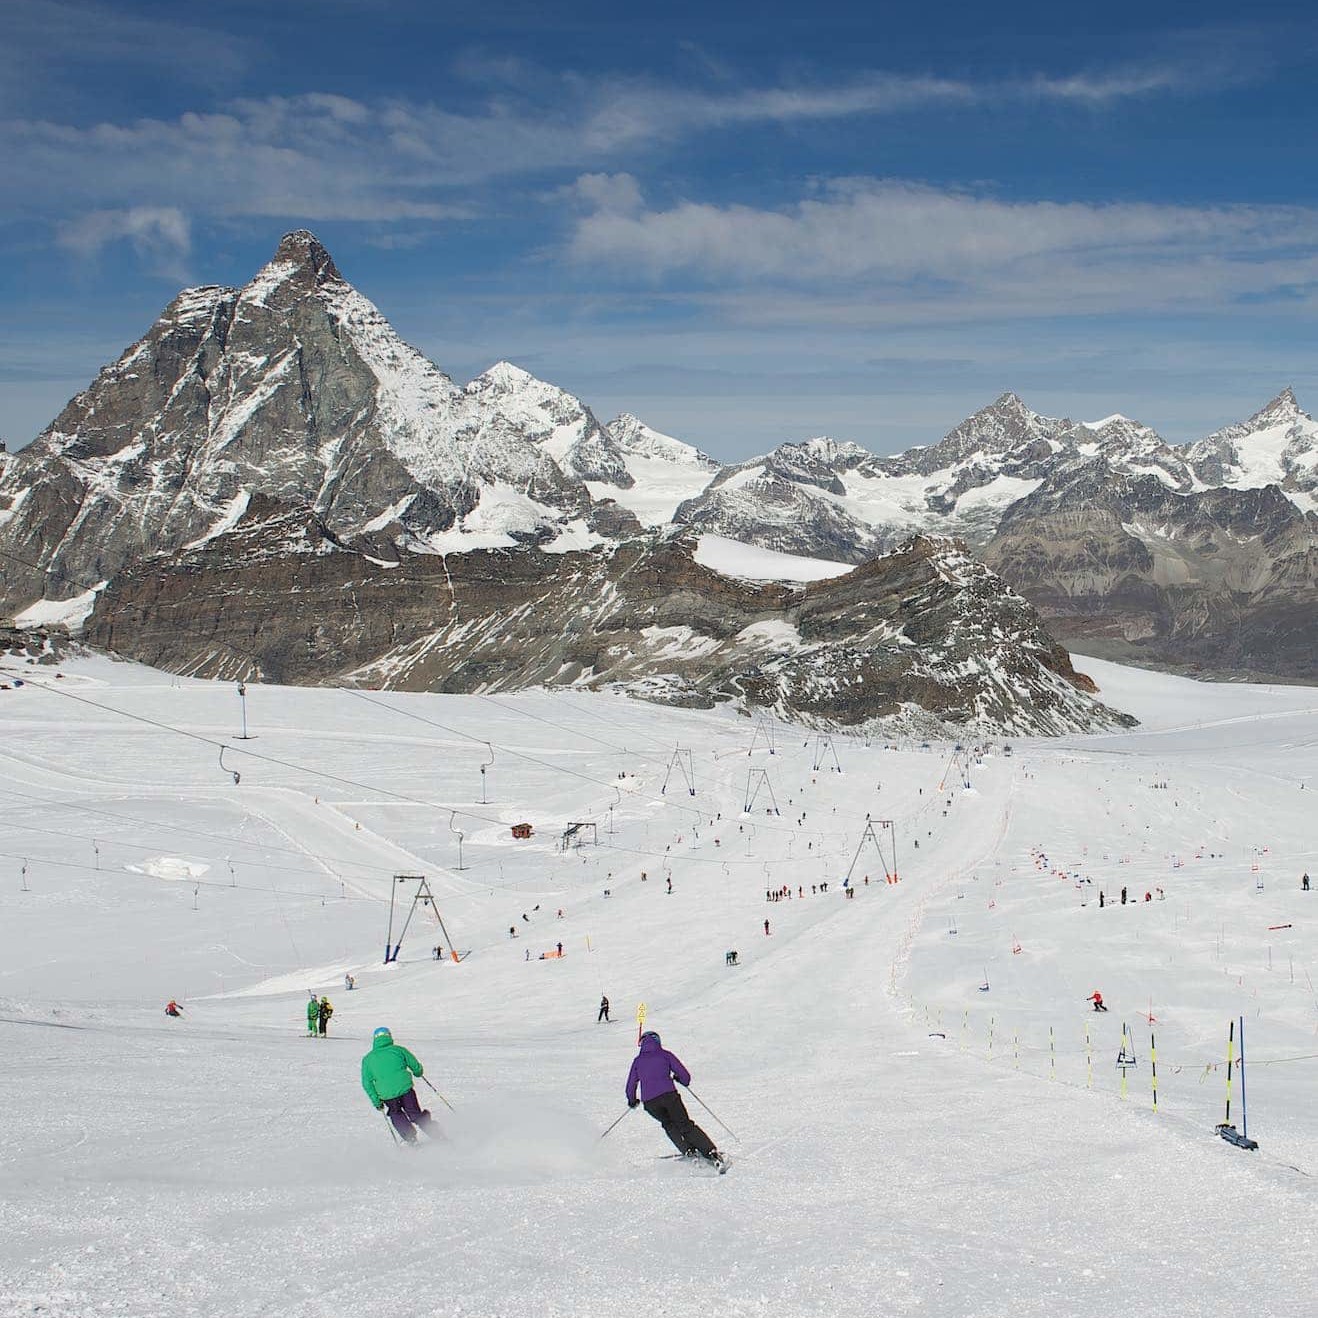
<box><xmin>362</xmin><ymin>1027</ymin><xmax>434</xmax><ymax>1143</ymax></box>
<box><xmin>305</xmin><ymin>993</ymin><xmax>319</xmax><ymax>1037</ymax></box>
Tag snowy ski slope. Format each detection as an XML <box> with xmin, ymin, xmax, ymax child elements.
<box><xmin>2</xmin><ymin>653</ymin><xmax>1317</xmax><ymax>1317</ymax></box>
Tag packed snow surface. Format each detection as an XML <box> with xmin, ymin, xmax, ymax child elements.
<box><xmin>693</xmin><ymin>534</ymin><xmax>854</xmax><ymax>582</ymax></box>
<box><xmin>3</xmin><ymin>652</ymin><xmax>1318</xmax><ymax>1318</ymax></box>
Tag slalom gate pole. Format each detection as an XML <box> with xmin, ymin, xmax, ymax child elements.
<box><xmin>1224</xmin><ymin>1019</ymin><xmax>1235</xmax><ymax>1126</ymax></box>
<box><xmin>1150</xmin><ymin>1029</ymin><xmax>1158</xmax><ymax>1113</ymax></box>
<box><xmin>1086</xmin><ymin>1024</ymin><xmax>1093</xmax><ymax>1090</ymax></box>
<box><xmin>1238</xmin><ymin>1016</ymin><xmax>1249</xmax><ymax>1141</ymax></box>
<box><xmin>684</xmin><ymin>1087</ymin><xmax>739</xmax><ymax>1143</ymax></box>
<box><xmin>1120</xmin><ymin>1023</ymin><xmax>1129</xmax><ymax>1101</ymax></box>
<box><xmin>598</xmin><ymin>1107</ymin><xmax>634</xmax><ymax>1142</ymax></box>
<box><xmin>1049</xmin><ymin>1026</ymin><xmax>1055</xmax><ymax>1082</ymax></box>
<box><xmin>419</xmin><ymin>1075</ymin><xmax>456</xmax><ymax>1112</ymax></box>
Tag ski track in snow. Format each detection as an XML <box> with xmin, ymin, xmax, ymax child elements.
<box><xmin>1</xmin><ymin>654</ymin><xmax>1317</xmax><ymax>1317</ymax></box>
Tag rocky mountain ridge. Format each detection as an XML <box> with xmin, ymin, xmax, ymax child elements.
<box><xmin>2</xmin><ymin>229</ymin><xmax>1315</xmax><ymax>687</ymax></box>
<box><xmin>80</xmin><ymin>516</ymin><xmax>1131</xmax><ymax>736</ymax></box>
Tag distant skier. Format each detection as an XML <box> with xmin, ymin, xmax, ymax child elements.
<box><xmin>344</xmin><ymin>973</ymin><xmax>355</xmax><ymax>991</ymax></box>
<box><xmin>764</xmin><ymin>919</ymin><xmax>771</xmax><ymax>936</ymax></box>
<box><xmin>1304</xmin><ymin>873</ymin><xmax>1311</xmax><ymax>892</ymax></box>
<box><xmin>318</xmin><ymin>996</ymin><xmax>334</xmax><ymax>1037</ymax></box>
<box><xmin>598</xmin><ymin>995</ymin><xmax>610</xmax><ymax>1023</ymax></box>
<box><xmin>1089</xmin><ymin>991</ymin><xmax>1108</xmax><ymax>1012</ymax></box>
<box><xmin>1120</xmin><ymin>887</ymin><xmax>1128</xmax><ymax>906</ymax></box>
<box><xmin>625</xmin><ymin>1031</ymin><xmax>723</xmax><ymax>1169</ymax></box>
<box><xmin>164</xmin><ymin>1000</ymin><xmax>183</xmax><ymax>1018</ymax></box>
<box><xmin>361</xmin><ymin>1026</ymin><xmax>434</xmax><ymax>1144</ymax></box>
<box><xmin>306</xmin><ymin>993</ymin><xmax>320</xmax><ymax>1038</ymax></box>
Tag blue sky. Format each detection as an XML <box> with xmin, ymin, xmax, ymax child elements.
<box><xmin>3</xmin><ymin>0</ymin><xmax>1318</xmax><ymax>459</ymax></box>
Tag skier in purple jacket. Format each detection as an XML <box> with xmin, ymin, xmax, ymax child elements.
<box><xmin>626</xmin><ymin>1031</ymin><xmax>723</xmax><ymax>1168</ymax></box>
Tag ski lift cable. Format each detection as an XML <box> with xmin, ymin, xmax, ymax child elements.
<box><xmin>344</xmin><ymin>687</ymin><xmax>841</xmax><ymax>839</ymax></box>
<box><xmin>4</xmin><ymin>541</ymin><xmax>918</xmax><ymax>841</ymax></box>
<box><xmin>0</xmin><ymin>844</ymin><xmax>376</xmax><ymax>902</ymax></box>
<box><xmin>10</xmin><ymin>685</ymin><xmax>846</xmax><ymax>875</ymax></box>
<box><xmin>21</xmin><ymin>678</ymin><xmax>516</xmax><ymax>828</ymax></box>
<box><xmin>9</xmin><ymin>554</ymin><xmax>933</xmax><ymax>856</ymax></box>
<box><xmin>0</xmin><ymin>785</ymin><xmax>489</xmax><ymax>883</ymax></box>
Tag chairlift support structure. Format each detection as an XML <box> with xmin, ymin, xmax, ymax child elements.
<box><xmin>743</xmin><ymin>767</ymin><xmax>781</xmax><ymax>815</ymax></box>
<box><xmin>559</xmin><ymin>821</ymin><xmax>599</xmax><ymax>852</ymax></box>
<box><xmin>662</xmin><ymin>747</ymin><xmax>697</xmax><ymax>796</ymax></box>
<box><xmin>384</xmin><ymin>874</ymin><xmax>461</xmax><ymax>964</ymax></box>
<box><xmin>844</xmin><ymin>815</ymin><xmax>898</xmax><ymax>884</ymax></box>
<box><xmin>747</xmin><ymin>714</ymin><xmax>777</xmax><ymax>758</ymax></box>
<box><xmin>811</xmin><ymin>733</ymin><xmax>843</xmax><ymax>774</ymax></box>
<box><xmin>478</xmin><ymin>743</ymin><xmax>494</xmax><ymax>804</ymax></box>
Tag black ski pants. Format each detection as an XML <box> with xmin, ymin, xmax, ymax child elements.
<box><xmin>643</xmin><ymin>1089</ymin><xmax>716</xmax><ymax>1158</ymax></box>
<box><xmin>384</xmin><ymin>1088</ymin><xmax>433</xmax><ymax>1141</ymax></box>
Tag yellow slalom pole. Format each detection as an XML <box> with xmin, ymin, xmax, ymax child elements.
<box><xmin>636</xmin><ymin>1000</ymin><xmax>648</xmax><ymax>1046</ymax></box>
<box><xmin>1224</xmin><ymin>1019</ymin><xmax>1235</xmax><ymax>1126</ymax></box>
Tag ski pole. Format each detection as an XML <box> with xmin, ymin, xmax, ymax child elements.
<box><xmin>598</xmin><ymin>1106</ymin><xmax>634</xmax><ymax>1141</ymax></box>
<box><xmin>684</xmin><ymin>1087</ymin><xmax>739</xmax><ymax>1143</ymax></box>
<box><xmin>381</xmin><ymin>1109</ymin><xmax>401</xmax><ymax>1145</ymax></box>
<box><xmin>419</xmin><ymin>1075</ymin><xmax>456</xmax><ymax>1111</ymax></box>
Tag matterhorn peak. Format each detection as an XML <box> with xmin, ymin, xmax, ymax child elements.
<box><xmin>271</xmin><ymin>230</ymin><xmax>341</xmax><ymax>281</ymax></box>
<box><xmin>239</xmin><ymin>229</ymin><xmax>344</xmax><ymax>308</ymax></box>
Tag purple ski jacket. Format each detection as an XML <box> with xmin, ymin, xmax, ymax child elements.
<box><xmin>626</xmin><ymin>1034</ymin><xmax>691</xmax><ymax>1103</ymax></box>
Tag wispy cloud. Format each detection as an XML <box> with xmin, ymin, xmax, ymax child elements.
<box><xmin>57</xmin><ymin>206</ymin><xmax>192</xmax><ymax>279</ymax></box>
<box><xmin>567</xmin><ymin>177</ymin><xmax>1318</xmax><ymax>320</ymax></box>
<box><xmin>0</xmin><ymin>48</ymin><xmax>1235</xmax><ymax>252</ymax></box>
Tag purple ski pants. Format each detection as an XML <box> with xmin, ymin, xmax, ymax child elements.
<box><xmin>383</xmin><ymin>1088</ymin><xmax>433</xmax><ymax>1141</ymax></box>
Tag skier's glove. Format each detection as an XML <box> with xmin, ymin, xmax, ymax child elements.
<box><xmin>628</xmin><ymin>1099</ymin><xmax>639</xmax><ymax>1109</ymax></box>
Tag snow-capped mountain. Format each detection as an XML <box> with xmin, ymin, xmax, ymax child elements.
<box><xmin>3</xmin><ymin>228</ymin><xmax>1315</xmax><ymax>688</ymax></box>
<box><xmin>1184</xmin><ymin>388</ymin><xmax>1318</xmax><ymax>509</ymax></box>
<box><xmin>462</xmin><ymin>361</ymin><xmax>634</xmax><ymax>489</ymax></box>
<box><xmin>0</xmin><ymin>232</ymin><xmax>621</xmax><ymax>607</ymax></box>
<box><xmin>672</xmin><ymin>394</ymin><xmax>1152</xmax><ymax>562</ymax></box>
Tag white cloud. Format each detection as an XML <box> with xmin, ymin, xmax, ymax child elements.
<box><xmin>0</xmin><ymin>49</ymin><xmax>1232</xmax><ymax>235</ymax></box>
<box><xmin>567</xmin><ymin>178</ymin><xmax>1318</xmax><ymax>319</ymax></box>
<box><xmin>57</xmin><ymin>206</ymin><xmax>192</xmax><ymax>278</ymax></box>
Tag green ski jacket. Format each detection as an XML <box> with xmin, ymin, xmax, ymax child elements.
<box><xmin>361</xmin><ymin>1030</ymin><xmax>424</xmax><ymax>1106</ymax></box>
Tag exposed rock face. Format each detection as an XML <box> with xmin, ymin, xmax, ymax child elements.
<box><xmin>6</xmin><ymin>227</ymin><xmax>1316</xmax><ymax>689</ymax></box>
<box><xmin>984</xmin><ymin>461</ymin><xmax>1318</xmax><ymax>678</ymax></box>
<box><xmin>0</xmin><ymin>231</ymin><xmax>617</xmax><ymax>608</ymax></box>
<box><xmin>82</xmin><ymin>521</ymin><xmax>1129</xmax><ymax>736</ymax></box>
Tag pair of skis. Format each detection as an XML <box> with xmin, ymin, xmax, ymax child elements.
<box><xmin>658</xmin><ymin>1152</ymin><xmax>729</xmax><ymax>1176</ymax></box>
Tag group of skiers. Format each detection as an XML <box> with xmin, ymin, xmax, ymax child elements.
<box><xmin>306</xmin><ymin>993</ymin><xmax>334</xmax><ymax>1037</ymax></box>
<box><xmin>358</xmin><ymin>1019</ymin><xmax>724</xmax><ymax>1167</ymax></box>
